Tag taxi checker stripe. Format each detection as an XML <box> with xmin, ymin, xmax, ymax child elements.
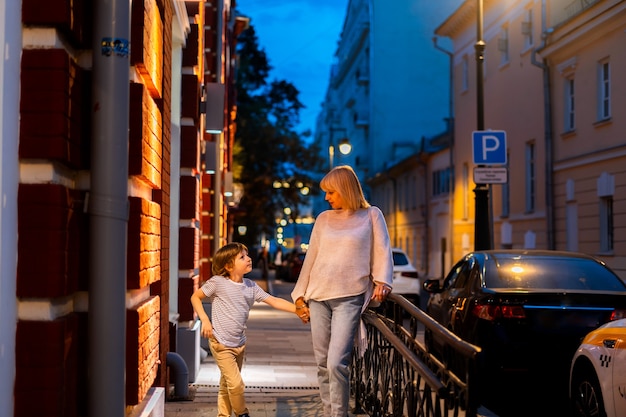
<box><xmin>599</xmin><ymin>354</ymin><xmax>611</xmax><ymax>368</ymax></box>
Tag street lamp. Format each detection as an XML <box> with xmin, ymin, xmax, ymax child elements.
<box><xmin>329</xmin><ymin>128</ymin><xmax>352</xmax><ymax>169</ymax></box>
<box><xmin>474</xmin><ymin>0</ymin><xmax>492</xmax><ymax>250</ymax></box>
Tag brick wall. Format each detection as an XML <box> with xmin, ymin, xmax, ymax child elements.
<box><xmin>127</xmin><ymin>197</ymin><xmax>162</xmax><ymax>289</ymax></box>
<box><xmin>17</xmin><ymin>0</ymin><xmax>174</xmax><ymax>414</ymax></box>
<box><xmin>126</xmin><ymin>296</ymin><xmax>161</xmax><ymax>405</ymax></box>
<box><xmin>15</xmin><ymin>315</ymin><xmax>79</xmax><ymax>417</ymax></box>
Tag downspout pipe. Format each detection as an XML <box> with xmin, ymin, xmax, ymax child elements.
<box><xmin>531</xmin><ymin>0</ymin><xmax>555</xmax><ymax>249</ymax></box>
<box><xmin>0</xmin><ymin>1</ymin><xmax>21</xmax><ymax>416</ymax></box>
<box><xmin>166</xmin><ymin>352</ymin><xmax>190</xmax><ymax>398</ymax></box>
<box><xmin>88</xmin><ymin>2</ymin><xmax>131</xmax><ymax>417</ymax></box>
<box><xmin>433</xmin><ymin>36</ymin><xmax>455</xmax><ymax>274</ymax></box>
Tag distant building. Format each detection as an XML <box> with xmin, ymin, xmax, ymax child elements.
<box><xmin>313</xmin><ymin>0</ymin><xmax>462</xmax><ymax>274</ymax></box>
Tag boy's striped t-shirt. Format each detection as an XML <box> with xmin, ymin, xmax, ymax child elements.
<box><xmin>200</xmin><ymin>275</ymin><xmax>270</xmax><ymax>347</ymax></box>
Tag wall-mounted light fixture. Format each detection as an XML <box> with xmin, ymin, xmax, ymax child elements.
<box><xmin>203</xmin><ymin>141</ymin><xmax>217</xmax><ymax>174</ymax></box>
<box><xmin>203</xmin><ymin>82</ymin><xmax>225</xmax><ymax>134</ymax></box>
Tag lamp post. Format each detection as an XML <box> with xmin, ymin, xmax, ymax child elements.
<box><xmin>329</xmin><ymin>128</ymin><xmax>352</xmax><ymax>169</ymax></box>
<box><xmin>474</xmin><ymin>0</ymin><xmax>491</xmax><ymax>251</ymax></box>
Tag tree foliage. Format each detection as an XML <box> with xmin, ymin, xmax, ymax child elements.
<box><xmin>233</xmin><ymin>25</ymin><xmax>325</xmax><ymax>248</ymax></box>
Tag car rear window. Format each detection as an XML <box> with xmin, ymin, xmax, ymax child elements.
<box><xmin>392</xmin><ymin>252</ymin><xmax>409</xmax><ymax>266</ymax></box>
<box><xmin>484</xmin><ymin>256</ymin><xmax>626</xmax><ymax>291</ymax></box>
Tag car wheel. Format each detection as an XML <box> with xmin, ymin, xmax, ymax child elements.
<box><xmin>571</xmin><ymin>365</ymin><xmax>606</xmax><ymax>417</ymax></box>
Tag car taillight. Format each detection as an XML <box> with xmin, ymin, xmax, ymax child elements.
<box><xmin>610</xmin><ymin>309</ymin><xmax>626</xmax><ymax>321</ymax></box>
<box><xmin>472</xmin><ymin>304</ymin><xmax>526</xmax><ymax>321</ymax></box>
<box><xmin>401</xmin><ymin>271</ymin><xmax>418</xmax><ymax>279</ymax></box>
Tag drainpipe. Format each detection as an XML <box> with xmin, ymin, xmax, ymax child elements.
<box><xmin>0</xmin><ymin>1</ymin><xmax>21</xmax><ymax>416</ymax></box>
<box><xmin>433</xmin><ymin>36</ymin><xmax>455</xmax><ymax>273</ymax></box>
<box><xmin>531</xmin><ymin>0</ymin><xmax>555</xmax><ymax>249</ymax></box>
<box><xmin>166</xmin><ymin>352</ymin><xmax>190</xmax><ymax>398</ymax></box>
<box><xmin>88</xmin><ymin>1</ymin><xmax>130</xmax><ymax>417</ymax></box>
<box><xmin>418</xmin><ymin>138</ymin><xmax>429</xmax><ymax>276</ymax></box>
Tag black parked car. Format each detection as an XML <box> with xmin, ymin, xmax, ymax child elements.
<box><xmin>422</xmin><ymin>250</ymin><xmax>626</xmax><ymax>415</ymax></box>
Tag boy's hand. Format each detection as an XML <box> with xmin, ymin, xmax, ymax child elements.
<box><xmin>200</xmin><ymin>318</ymin><xmax>213</xmax><ymax>339</ymax></box>
<box><xmin>296</xmin><ymin>300</ymin><xmax>309</xmax><ymax>324</ymax></box>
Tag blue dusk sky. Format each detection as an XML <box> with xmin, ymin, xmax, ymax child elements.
<box><xmin>236</xmin><ymin>0</ymin><xmax>349</xmax><ymax>136</ymax></box>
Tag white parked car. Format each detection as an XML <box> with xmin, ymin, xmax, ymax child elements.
<box><xmin>391</xmin><ymin>248</ymin><xmax>420</xmax><ymax>307</ymax></box>
<box><xmin>570</xmin><ymin>318</ymin><xmax>626</xmax><ymax>417</ymax></box>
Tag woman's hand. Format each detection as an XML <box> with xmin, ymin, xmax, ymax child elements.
<box><xmin>295</xmin><ymin>298</ymin><xmax>310</xmax><ymax>324</ymax></box>
<box><xmin>372</xmin><ymin>283</ymin><xmax>391</xmax><ymax>303</ymax></box>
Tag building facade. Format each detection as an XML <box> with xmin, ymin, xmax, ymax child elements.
<box><xmin>539</xmin><ymin>0</ymin><xmax>626</xmax><ymax>272</ymax></box>
<box><xmin>316</xmin><ymin>0</ymin><xmax>626</xmax><ymax>281</ymax></box>
<box><xmin>0</xmin><ymin>1</ymin><xmax>244</xmax><ymax>416</ymax></box>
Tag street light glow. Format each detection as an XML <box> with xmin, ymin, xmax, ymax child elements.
<box><xmin>338</xmin><ymin>138</ymin><xmax>352</xmax><ymax>155</ymax></box>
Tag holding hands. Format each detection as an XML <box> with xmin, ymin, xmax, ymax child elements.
<box><xmin>295</xmin><ymin>298</ymin><xmax>310</xmax><ymax>324</ymax></box>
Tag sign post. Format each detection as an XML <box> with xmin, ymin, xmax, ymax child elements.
<box><xmin>472</xmin><ymin>130</ymin><xmax>507</xmax><ymax>251</ymax></box>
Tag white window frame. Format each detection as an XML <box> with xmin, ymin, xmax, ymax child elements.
<box><xmin>565</xmin><ymin>77</ymin><xmax>575</xmax><ymax>131</ymax></box>
<box><xmin>522</xmin><ymin>7</ymin><xmax>533</xmax><ymax>49</ymax></box>
<box><xmin>597</xmin><ymin>60</ymin><xmax>611</xmax><ymax>121</ymax></box>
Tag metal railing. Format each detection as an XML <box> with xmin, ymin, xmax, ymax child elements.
<box><xmin>351</xmin><ymin>294</ymin><xmax>483</xmax><ymax>417</ymax></box>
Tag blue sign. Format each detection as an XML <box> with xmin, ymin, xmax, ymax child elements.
<box><xmin>472</xmin><ymin>130</ymin><xmax>507</xmax><ymax>165</ymax></box>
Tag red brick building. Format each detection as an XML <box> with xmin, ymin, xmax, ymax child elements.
<box><xmin>1</xmin><ymin>1</ymin><xmax>246</xmax><ymax>416</ymax></box>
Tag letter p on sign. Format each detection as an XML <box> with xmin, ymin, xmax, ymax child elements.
<box><xmin>472</xmin><ymin>131</ymin><xmax>507</xmax><ymax>165</ymax></box>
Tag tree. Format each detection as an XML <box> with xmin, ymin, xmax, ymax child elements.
<box><xmin>233</xmin><ymin>25</ymin><xmax>325</xmax><ymax>249</ymax></box>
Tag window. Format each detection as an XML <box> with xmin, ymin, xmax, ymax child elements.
<box><xmin>598</xmin><ymin>60</ymin><xmax>611</xmax><ymax>120</ymax></box>
<box><xmin>598</xmin><ymin>172</ymin><xmax>614</xmax><ymax>253</ymax></box>
<box><xmin>525</xmin><ymin>142</ymin><xmax>535</xmax><ymax>212</ymax></box>
<box><xmin>462</xmin><ymin>55</ymin><xmax>469</xmax><ymax>92</ymax></box>
<box><xmin>522</xmin><ymin>8</ymin><xmax>533</xmax><ymax>49</ymax></box>
<box><xmin>564</xmin><ymin>77</ymin><xmax>575</xmax><ymax>131</ymax></box>
<box><xmin>398</xmin><ymin>178</ymin><xmax>404</xmax><ymax>212</ymax></box>
<box><xmin>600</xmin><ymin>196</ymin><xmax>614</xmax><ymax>252</ymax></box>
<box><xmin>498</xmin><ymin>26</ymin><xmax>509</xmax><ymax>65</ymax></box>
<box><xmin>501</xmin><ymin>153</ymin><xmax>510</xmax><ymax>217</ymax></box>
<box><xmin>463</xmin><ymin>163</ymin><xmax>469</xmax><ymax>220</ymax></box>
<box><xmin>432</xmin><ymin>167</ymin><xmax>451</xmax><ymax>197</ymax></box>
<box><xmin>404</xmin><ymin>178</ymin><xmax>409</xmax><ymax>212</ymax></box>
<box><xmin>411</xmin><ymin>175</ymin><xmax>417</xmax><ymax>210</ymax></box>
<box><xmin>565</xmin><ymin>179</ymin><xmax>578</xmax><ymax>251</ymax></box>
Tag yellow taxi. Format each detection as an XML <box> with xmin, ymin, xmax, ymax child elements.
<box><xmin>570</xmin><ymin>318</ymin><xmax>626</xmax><ymax>417</ymax></box>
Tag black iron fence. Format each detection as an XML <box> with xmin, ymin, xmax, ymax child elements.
<box><xmin>351</xmin><ymin>294</ymin><xmax>483</xmax><ymax>417</ymax></box>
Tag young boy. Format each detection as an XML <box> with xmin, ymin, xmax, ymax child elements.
<box><xmin>190</xmin><ymin>242</ymin><xmax>303</xmax><ymax>417</ymax></box>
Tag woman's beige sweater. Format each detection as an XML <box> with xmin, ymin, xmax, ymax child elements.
<box><xmin>291</xmin><ymin>206</ymin><xmax>393</xmax><ymax>304</ymax></box>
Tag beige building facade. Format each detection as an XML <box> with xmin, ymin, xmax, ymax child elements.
<box><xmin>540</xmin><ymin>0</ymin><xmax>626</xmax><ymax>274</ymax></box>
<box><xmin>431</xmin><ymin>0</ymin><xmax>626</xmax><ymax>278</ymax></box>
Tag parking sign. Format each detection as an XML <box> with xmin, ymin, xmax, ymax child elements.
<box><xmin>472</xmin><ymin>131</ymin><xmax>507</xmax><ymax>165</ymax></box>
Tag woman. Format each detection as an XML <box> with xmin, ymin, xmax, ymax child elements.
<box><xmin>292</xmin><ymin>165</ymin><xmax>393</xmax><ymax>417</ymax></box>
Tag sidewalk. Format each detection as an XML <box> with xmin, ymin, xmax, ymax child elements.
<box><xmin>165</xmin><ymin>269</ymin><xmax>366</xmax><ymax>417</ymax></box>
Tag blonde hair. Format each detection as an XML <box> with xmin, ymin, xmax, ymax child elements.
<box><xmin>320</xmin><ymin>165</ymin><xmax>370</xmax><ymax>211</ymax></box>
<box><xmin>212</xmin><ymin>242</ymin><xmax>248</xmax><ymax>277</ymax></box>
